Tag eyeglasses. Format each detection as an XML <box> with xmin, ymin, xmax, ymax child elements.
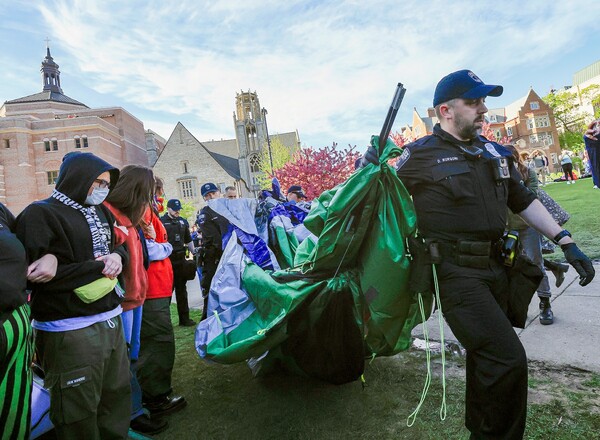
<box><xmin>94</xmin><ymin>179</ymin><xmax>110</xmax><ymax>189</ymax></box>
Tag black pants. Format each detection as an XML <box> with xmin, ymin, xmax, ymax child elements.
<box><xmin>138</xmin><ymin>297</ymin><xmax>175</xmax><ymax>402</ymax></box>
<box><xmin>562</xmin><ymin>162</ymin><xmax>574</xmax><ymax>181</ymax></box>
<box><xmin>170</xmin><ymin>259</ymin><xmax>190</xmax><ymax>323</ymax></box>
<box><xmin>37</xmin><ymin>317</ymin><xmax>131</xmax><ymax>440</ymax></box>
<box><xmin>200</xmin><ymin>262</ymin><xmax>218</xmax><ymax>321</ymax></box>
<box><xmin>437</xmin><ymin>259</ymin><xmax>527</xmax><ymax>440</ymax></box>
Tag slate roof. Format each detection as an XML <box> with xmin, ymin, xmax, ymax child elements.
<box><xmin>6</xmin><ymin>91</ymin><xmax>88</xmax><ymax>107</ymax></box>
<box><xmin>201</xmin><ymin>147</ymin><xmax>241</xmax><ymax>180</ymax></box>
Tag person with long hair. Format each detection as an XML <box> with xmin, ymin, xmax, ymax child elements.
<box><xmin>137</xmin><ymin>176</ymin><xmax>187</xmax><ymax>418</ymax></box>
<box><xmin>104</xmin><ymin>165</ymin><xmax>168</xmax><ymax>435</ymax></box>
<box><xmin>505</xmin><ymin>144</ymin><xmax>558</xmax><ymax>324</ymax></box>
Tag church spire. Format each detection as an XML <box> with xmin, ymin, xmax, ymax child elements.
<box><xmin>41</xmin><ymin>43</ymin><xmax>63</xmax><ymax>94</ymax></box>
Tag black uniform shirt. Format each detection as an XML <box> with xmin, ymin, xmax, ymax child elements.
<box><xmin>160</xmin><ymin>213</ymin><xmax>191</xmax><ymax>256</ymax></box>
<box><xmin>197</xmin><ymin>206</ymin><xmax>229</xmax><ymax>251</ymax></box>
<box><xmin>396</xmin><ymin>124</ymin><xmax>536</xmax><ymax>242</ymax></box>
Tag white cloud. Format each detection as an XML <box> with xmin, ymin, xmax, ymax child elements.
<box><xmin>19</xmin><ymin>0</ymin><xmax>600</xmax><ymax>147</ymax></box>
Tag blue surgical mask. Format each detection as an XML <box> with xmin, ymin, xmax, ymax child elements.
<box><xmin>85</xmin><ymin>187</ymin><xmax>110</xmax><ymax>205</ymax></box>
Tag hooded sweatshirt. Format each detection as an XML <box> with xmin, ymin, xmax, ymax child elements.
<box><xmin>104</xmin><ymin>202</ymin><xmax>148</xmax><ymax>311</ymax></box>
<box><xmin>16</xmin><ymin>152</ymin><xmax>127</xmax><ymax>322</ymax></box>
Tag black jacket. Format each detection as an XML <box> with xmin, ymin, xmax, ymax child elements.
<box><xmin>396</xmin><ymin>124</ymin><xmax>536</xmax><ymax>242</ymax></box>
<box><xmin>0</xmin><ymin>203</ymin><xmax>28</xmax><ymax>321</ymax></box>
<box><xmin>16</xmin><ymin>152</ymin><xmax>128</xmax><ymax>322</ymax></box>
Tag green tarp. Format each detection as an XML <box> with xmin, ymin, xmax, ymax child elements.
<box><xmin>196</xmin><ymin>137</ymin><xmax>432</xmax><ymax>381</ymax></box>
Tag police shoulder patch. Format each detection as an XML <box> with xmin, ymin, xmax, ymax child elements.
<box><xmin>483</xmin><ymin>142</ymin><xmax>502</xmax><ymax>158</ymax></box>
<box><xmin>396</xmin><ymin>147</ymin><xmax>411</xmax><ymax>170</ymax></box>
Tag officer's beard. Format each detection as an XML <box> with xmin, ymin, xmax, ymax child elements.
<box><xmin>454</xmin><ymin>113</ymin><xmax>482</xmax><ymax>141</ymax></box>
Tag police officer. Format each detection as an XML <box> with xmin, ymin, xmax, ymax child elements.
<box><xmin>161</xmin><ymin>199</ymin><xmax>195</xmax><ymax>326</ymax></box>
<box><xmin>361</xmin><ymin>70</ymin><xmax>595</xmax><ymax>439</ymax></box>
<box><xmin>197</xmin><ymin>183</ymin><xmax>229</xmax><ymax>321</ymax></box>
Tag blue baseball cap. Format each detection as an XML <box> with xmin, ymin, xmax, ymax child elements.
<box><xmin>433</xmin><ymin>70</ymin><xmax>503</xmax><ymax>107</ymax></box>
<box><xmin>201</xmin><ymin>182</ymin><xmax>219</xmax><ymax>197</ymax></box>
<box><xmin>167</xmin><ymin>199</ymin><xmax>182</xmax><ymax>210</ymax></box>
<box><xmin>287</xmin><ymin>185</ymin><xmax>306</xmax><ymax>198</ymax></box>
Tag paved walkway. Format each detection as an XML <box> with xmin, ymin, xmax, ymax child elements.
<box><xmin>178</xmin><ymin>263</ymin><xmax>600</xmax><ymax>373</ymax></box>
<box><xmin>412</xmin><ymin>263</ymin><xmax>600</xmax><ymax>373</ymax></box>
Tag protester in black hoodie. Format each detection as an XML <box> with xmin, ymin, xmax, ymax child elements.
<box><xmin>17</xmin><ymin>152</ymin><xmax>132</xmax><ymax>440</ymax></box>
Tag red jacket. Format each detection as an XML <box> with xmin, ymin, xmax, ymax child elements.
<box><xmin>104</xmin><ymin>202</ymin><xmax>148</xmax><ymax>312</ymax></box>
<box><xmin>144</xmin><ymin>208</ymin><xmax>174</xmax><ymax>300</ymax></box>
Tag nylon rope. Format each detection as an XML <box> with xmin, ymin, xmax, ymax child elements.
<box><xmin>406</xmin><ymin>291</ymin><xmax>431</xmax><ymax>427</ymax></box>
<box><xmin>406</xmin><ymin>264</ymin><xmax>447</xmax><ymax>426</ymax></box>
<box><xmin>433</xmin><ymin>264</ymin><xmax>447</xmax><ymax>420</ymax></box>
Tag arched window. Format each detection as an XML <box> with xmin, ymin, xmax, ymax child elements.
<box><xmin>249</xmin><ymin>154</ymin><xmax>260</xmax><ymax>173</ymax></box>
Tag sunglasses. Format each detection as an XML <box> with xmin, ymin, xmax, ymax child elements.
<box><xmin>94</xmin><ymin>178</ymin><xmax>110</xmax><ymax>189</ymax></box>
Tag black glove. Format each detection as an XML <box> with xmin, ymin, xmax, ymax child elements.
<box><xmin>561</xmin><ymin>243</ymin><xmax>595</xmax><ymax>286</ymax></box>
<box><xmin>355</xmin><ymin>146</ymin><xmax>379</xmax><ymax>169</ymax></box>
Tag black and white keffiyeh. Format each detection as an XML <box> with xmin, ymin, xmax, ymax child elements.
<box><xmin>51</xmin><ymin>189</ymin><xmax>110</xmax><ymax>257</ymax></box>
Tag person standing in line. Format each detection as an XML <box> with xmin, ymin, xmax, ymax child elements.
<box><xmin>104</xmin><ymin>165</ymin><xmax>168</xmax><ymax>435</ymax></box>
<box><xmin>584</xmin><ymin>119</ymin><xmax>600</xmax><ymax>189</ymax></box>
<box><xmin>17</xmin><ymin>152</ymin><xmax>131</xmax><ymax>439</ymax></box>
<box><xmin>1</xmin><ymin>203</ymin><xmax>58</xmax><ymax>440</ymax></box>
<box><xmin>359</xmin><ymin>69</ymin><xmax>594</xmax><ymax>439</ymax></box>
<box><xmin>197</xmin><ymin>183</ymin><xmax>229</xmax><ymax>321</ymax></box>
<box><xmin>505</xmin><ymin>144</ymin><xmax>554</xmax><ymax>325</ymax></box>
<box><xmin>560</xmin><ymin>151</ymin><xmax>575</xmax><ymax>184</ymax></box>
<box><xmin>137</xmin><ymin>180</ymin><xmax>187</xmax><ymax>420</ymax></box>
<box><xmin>161</xmin><ymin>199</ymin><xmax>195</xmax><ymax>326</ymax></box>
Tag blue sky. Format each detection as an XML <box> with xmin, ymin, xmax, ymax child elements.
<box><xmin>1</xmin><ymin>0</ymin><xmax>599</xmax><ymax>149</ymax></box>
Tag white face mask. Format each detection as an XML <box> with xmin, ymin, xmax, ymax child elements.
<box><xmin>85</xmin><ymin>187</ymin><xmax>110</xmax><ymax>205</ymax></box>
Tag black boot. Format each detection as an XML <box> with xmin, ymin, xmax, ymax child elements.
<box><xmin>539</xmin><ymin>297</ymin><xmax>554</xmax><ymax>325</ymax></box>
<box><xmin>543</xmin><ymin>259</ymin><xmax>569</xmax><ymax>288</ymax></box>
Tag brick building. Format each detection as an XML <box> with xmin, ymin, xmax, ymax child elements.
<box><xmin>0</xmin><ymin>47</ymin><xmax>156</xmax><ymax>213</ymax></box>
<box><xmin>153</xmin><ymin>91</ymin><xmax>300</xmax><ymax>212</ymax></box>
<box><xmin>401</xmin><ymin>89</ymin><xmax>562</xmax><ymax>170</ymax></box>
<box><xmin>488</xmin><ymin>89</ymin><xmax>562</xmax><ymax>170</ymax></box>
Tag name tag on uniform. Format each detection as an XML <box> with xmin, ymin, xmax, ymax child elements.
<box><xmin>437</xmin><ymin>156</ymin><xmax>459</xmax><ymax>164</ymax></box>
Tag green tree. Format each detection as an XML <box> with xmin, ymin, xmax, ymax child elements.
<box><xmin>543</xmin><ymin>84</ymin><xmax>600</xmax><ymax>152</ymax></box>
<box><xmin>256</xmin><ymin>136</ymin><xmax>297</xmax><ymax>189</ymax></box>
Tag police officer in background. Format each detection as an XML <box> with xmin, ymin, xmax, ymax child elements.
<box><xmin>197</xmin><ymin>183</ymin><xmax>229</xmax><ymax>321</ymax></box>
<box><xmin>161</xmin><ymin>199</ymin><xmax>195</xmax><ymax>326</ymax></box>
<box><xmin>360</xmin><ymin>70</ymin><xmax>595</xmax><ymax>440</ymax></box>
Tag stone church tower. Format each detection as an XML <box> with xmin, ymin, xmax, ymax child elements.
<box><xmin>234</xmin><ymin>91</ymin><xmax>268</xmax><ymax>192</ymax></box>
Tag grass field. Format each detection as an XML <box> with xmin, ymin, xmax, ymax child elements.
<box><xmin>156</xmin><ymin>182</ymin><xmax>600</xmax><ymax>439</ymax></box>
<box><xmin>542</xmin><ymin>178</ymin><xmax>600</xmax><ymax>261</ymax></box>
<box><xmin>159</xmin><ymin>306</ymin><xmax>600</xmax><ymax>440</ymax></box>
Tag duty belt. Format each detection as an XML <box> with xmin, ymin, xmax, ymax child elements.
<box><xmin>427</xmin><ymin>239</ymin><xmax>500</xmax><ymax>269</ymax></box>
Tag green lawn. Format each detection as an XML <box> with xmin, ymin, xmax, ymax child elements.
<box><xmin>542</xmin><ymin>179</ymin><xmax>600</xmax><ymax>261</ymax></box>
<box><xmin>156</xmin><ymin>183</ymin><xmax>600</xmax><ymax>439</ymax></box>
<box><xmin>158</xmin><ymin>304</ymin><xmax>600</xmax><ymax>440</ymax></box>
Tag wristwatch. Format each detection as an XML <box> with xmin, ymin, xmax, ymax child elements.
<box><xmin>552</xmin><ymin>229</ymin><xmax>572</xmax><ymax>245</ymax></box>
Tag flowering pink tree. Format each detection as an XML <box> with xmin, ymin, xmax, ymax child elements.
<box><xmin>480</xmin><ymin>121</ymin><xmax>512</xmax><ymax>144</ymax></box>
<box><xmin>274</xmin><ymin>143</ymin><xmax>361</xmax><ymax>200</ymax></box>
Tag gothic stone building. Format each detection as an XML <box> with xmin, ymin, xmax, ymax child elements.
<box><xmin>0</xmin><ymin>48</ymin><xmax>158</xmax><ymax>213</ymax></box>
<box><xmin>153</xmin><ymin>91</ymin><xmax>300</xmax><ymax>212</ymax></box>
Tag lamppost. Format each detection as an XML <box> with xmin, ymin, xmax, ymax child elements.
<box><xmin>261</xmin><ymin>107</ymin><xmax>274</xmax><ymax>175</ymax></box>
